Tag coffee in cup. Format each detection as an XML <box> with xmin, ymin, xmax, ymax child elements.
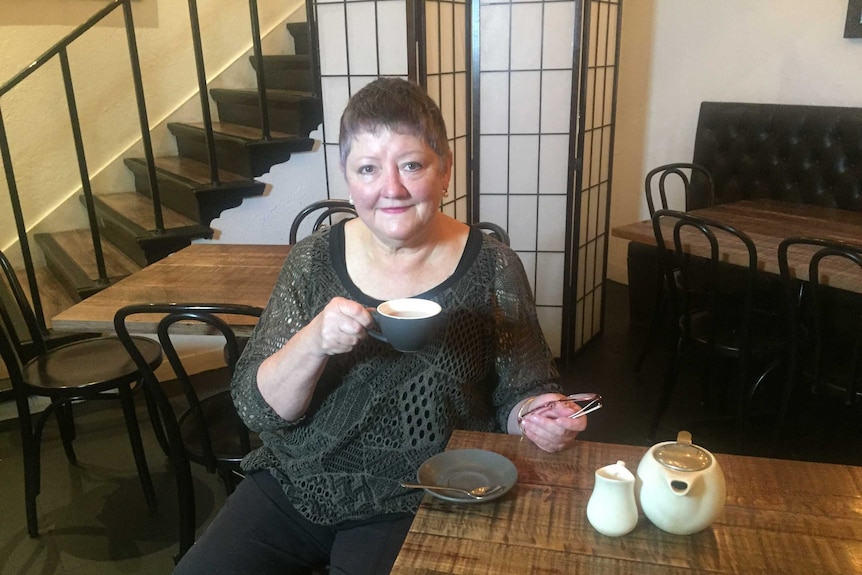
<box><xmin>367</xmin><ymin>298</ymin><xmax>443</xmax><ymax>352</ymax></box>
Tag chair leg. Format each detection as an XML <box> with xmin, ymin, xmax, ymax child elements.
<box><xmin>635</xmin><ymin>269</ymin><xmax>666</xmax><ymax>374</ymax></box>
<box><xmin>174</xmin><ymin>458</ymin><xmax>196</xmax><ymax>563</ymax></box>
<box><xmin>23</xmin><ymin>436</ymin><xmax>41</xmax><ymax>538</ymax></box>
<box><xmin>54</xmin><ymin>401</ymin><xmax>78</xmax><ymax>465</ymax></box>
<box><xmin>648</xmin><ymin>337</ymin><xmax>684</xmax><ymax>440</ymax></box>
<box><xmin>141</xmin><ymin>382</ymin><xmax>171</xmax><ymax>457</ymax></box>
<box><xmin>118</xmin><ymin>384</ymin><xmax>157</xmax><ymax>511</ymax></box>
<box><xmin>15</xmin><ymin>406</ymin><xmax>42</xmax><ymax>538</ymax></box>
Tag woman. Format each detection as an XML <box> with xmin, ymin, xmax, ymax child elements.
<box><xmin>174</xmin><ymin>78</ymin><xmax>587</xmax><ymax>575</ymax></box>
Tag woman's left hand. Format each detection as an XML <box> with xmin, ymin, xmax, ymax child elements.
<box><xmin>513</xmin><ymin>393</ymin><xmax>587</xmax><ymax>452</ymax></box>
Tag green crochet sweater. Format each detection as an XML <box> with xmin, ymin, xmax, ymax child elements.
<box><xmin>231</xmin><ymin>221</ymin><xmax>560</xmax><ymax>525</ymax></box>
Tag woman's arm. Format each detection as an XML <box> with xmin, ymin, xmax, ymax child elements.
<box><xmin>489</xmin><ymin>244</ymin><xmax>587</xmax><ymax>451</ymax></box>
<box><xmin>232</xmin><ymin>239</ymin><xmax>371</xmax><ymax>431</ymax></box>
<box><xmin>256</xmin><ymin>297</ymin><xmax>372</xmax><ymax>421</ymax></box>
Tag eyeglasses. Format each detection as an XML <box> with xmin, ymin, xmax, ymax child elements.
<box><xmin>517</xmin><ymin>392</ymin><xmax>603</xmax><ymax>432</ymax></box>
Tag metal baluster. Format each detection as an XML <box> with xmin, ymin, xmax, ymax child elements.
<box><xmin>122</xmin><ymin>0</ymin><xmax>165</xmax><ymax>234</ymax></box>
<box><xmin>0</xmin><ymin>106</ymin><xmax>48</xmax><ymax>332</ymax></box>
<box><xmin>187</xmin><ymin>0</ymin><xmax>220</xmax><ymax>185</ymax></box>
<box><xmin>59</xmin><ymin>47</ymin><xmax>109</xmax><ymax>287</ymax></box>
<box><xmin>248</xmin><ymin>0</ymin><xmax>271</xmax><ymax>141</ymax></box>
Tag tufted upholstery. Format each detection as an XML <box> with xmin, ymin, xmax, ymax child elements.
<box><xmin>628</xmin><ymin>101</ymin><xmax>862</xmax><ymax>326</ymax></box>
<box><xmin>691</xmin><ymin>102</ymin><xmax>862</xmax><ymax>211</ymax></box>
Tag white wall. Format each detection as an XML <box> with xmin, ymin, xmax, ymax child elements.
<box><xmin>206</xmin><ymin>128</ymin><xmax>328</xmax><ymax>244</ymax></box>
<box><xmin>608</xmin><ymin>0</ymin><xmax>862</xmax><ymax>284</ymax></box>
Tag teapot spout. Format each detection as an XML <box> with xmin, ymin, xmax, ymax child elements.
<box><xmin>669</xmin><ymin>478</ymin><xmax>691</xmax><ymax>496</ymax></box>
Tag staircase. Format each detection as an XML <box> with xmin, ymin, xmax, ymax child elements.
<box><xmin>32</xmin><ymin>20</ymin><xmax>321</xmax><ymax>302</ymax></box>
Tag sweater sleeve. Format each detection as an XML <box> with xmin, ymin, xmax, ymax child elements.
<box><xmin>488</xmin><ymin>243</ymin><xmax>562</xmax><ymax>430</ymax></box>
<box><xmin>230</xmin><ymin>238</ymin><xmax>325</xmax><ymax>433</ymax></box>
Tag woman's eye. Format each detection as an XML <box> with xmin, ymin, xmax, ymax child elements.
<box><xmin>358</xmin><ymin>165</ymin><xmax>376</xmax><ymax>175</ymax></box>
<box><xmin>402</xmin><ymin>161</ymin><xmax>422</xmax><ymax>172</ymax></box>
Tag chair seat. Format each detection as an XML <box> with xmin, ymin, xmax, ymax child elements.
<box><xmin>21</xmin><ymin>336</ymin><xmax>162</xmax><ymax>396</ymax></box>
<box><xmin>687</xmin><ymin>308</ymin><xmax>786</xmax><ymax>358</ymax></box>
<box><xmin>179</xmin><ymin>390</ymin><xmax>261</xmax><ymax>465</ymax></box>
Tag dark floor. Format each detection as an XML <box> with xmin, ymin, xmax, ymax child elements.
<box><xmin>561</xmin><ymin>281</ymin><xmax>862</xmax><ymax>465</ymax></box>
<box><xmin>1</xmin><ymin>281</ymin><xmax>859</xmax><ymax>574</ymax></box>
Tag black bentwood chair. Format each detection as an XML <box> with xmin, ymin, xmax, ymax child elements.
<box><xmin>289</xmin><ymin>198</ymin><xmax>356</xmax><ymax>243</ymax></box>
<box><xmin>114</xmin><ymin>303</ymin><xmax>263</xmax><ymax>562</ymax></box>
<box><xmin>648</xmin><ymin>209</ymin><xmax>787</xmax><ymax>441</ymax></box>
<box><xmin>288</xmin><ymin>199</ymin><xmax>509</xmax><ymax>246</ymax></box>
<box><xmin>634</xmin><ymin>163</ymin><xmax>716</xmax><ymax>373</ymax></box>
<box><xmin>0</xmin><ymin>249</ymin><xmax>162</xmax><ymax>537</ymax></box>
<box><xmin>777</xmin><ymin>237</ymin><xmax>862</xmax><ymax>444</ymax></box>
<box><xmin>289</xmin><ymin>199</ymin><xmax>512</xmax><ymax>247</ymax></box>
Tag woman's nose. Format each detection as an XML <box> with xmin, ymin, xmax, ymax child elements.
<box><xmin>380</xmin><ymin>168</ymin><xmax>408</xmax><ymax>197</ymax></box>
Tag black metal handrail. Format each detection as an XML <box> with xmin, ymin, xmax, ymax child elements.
<box><xmin>0</xmin><ymin>0</ymin><xmax>162</xmax><ymax>331</ymax></box>
<box><xmin>0</xmin><ymin>0</ymin><xmax>308</xmax><ymax>332</ymax></box>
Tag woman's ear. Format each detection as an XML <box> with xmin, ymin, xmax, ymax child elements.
<box><xmin>442</xmin><ymin>150</ymin><xmax>454</xmax><ymax>186</ymax></box>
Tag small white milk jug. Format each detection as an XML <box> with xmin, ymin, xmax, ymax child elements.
<box><xmin>586</xmin><ymin>460</ymin><xmax>638</xmax><ymax>537</ymax></box>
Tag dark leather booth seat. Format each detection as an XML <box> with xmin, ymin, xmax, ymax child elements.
<box><xmin>628</xmin><ymin>101</ymin><xmax>862</xmax><ymax>325</ymax></box>
<box><xmin>692</xmin><ymin>102</ymin><xmax>862</xmax><ymax>210</ymax></box>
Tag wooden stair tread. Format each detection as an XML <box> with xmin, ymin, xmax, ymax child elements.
<box><xmin>254</xmin><ymin>54</ymin><xmax>311</xmax><ymax>65</ymax></box>
<box><xmin>48</xmin><ymin>230</ymin><xmax>141</xmax><ymax>279</ymax></box>
<box><xmin>15</xmin><ymin>266</ymin><xmax>80</xmax><ymax>327</ymax></box>
<box><xmin>209</xmin><ymin>87</ymin><xmax>316</xmax><ymax>103</ymax></box>
<box><xmin>186</xmin><ymin>121</ymin><xmax>299</xmax><ymax>141</ymax></box>
<box><xmin>152</xmin><ymin>156</ymin><xmax>251</xmax><ymax>185</ymax></box>
<box><xmin>97</xmin><ymin>191</ymin><xmax>200</xmax><ymax>230</ymax></box>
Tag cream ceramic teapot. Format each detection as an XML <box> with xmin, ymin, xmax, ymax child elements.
<box><xmin>635</xmin><ymin>431</ymin><xmax>725</xmax><ymax>535</ymax></box>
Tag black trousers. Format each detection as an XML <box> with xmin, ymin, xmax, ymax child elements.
<box><xmin>174</xmin><ymin>470</ymin><xmax>415</xmax><ymax>575</ymax></box>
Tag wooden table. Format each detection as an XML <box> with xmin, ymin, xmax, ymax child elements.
<box><xmin>51</xmin><ymin>243</ymin><xmax>290</xmax><ymax>334</ymax></box>
<box><xmin>391</xmin><ymin>430</ymin><xmax>862</xmax><ymax>574</ymax></box>
<box><xmin>612</xmin><ymin>199</ymin><xmax>862</xmax><ymax>293</ymax></box>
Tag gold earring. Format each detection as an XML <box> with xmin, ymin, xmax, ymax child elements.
<box><xmin>443</xmin><ymin>188</ymin><xmax>449</xmax><ymax>197</ymax></box>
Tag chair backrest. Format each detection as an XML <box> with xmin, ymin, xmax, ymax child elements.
<box><xmin>289</xmin><ymin>199</ymin><xmax>356</xmax><ymax>244</ymax></box>
<box><xmin>778</xmin><ymin>237</ymin><xmax>862</xmax><ymax>405</ymax></box>
<box><xmin>114</xmin><ymin>303</ymin><xmax>263</xmax><ymax>471</ymax></box>
<box><xmin>0</xmin><ymin>249</ymin><xmax>47</xmax><ymax>363</ymax></box>
<box><xmin>289</xmin><ymin>202</ymin><xmax>511</xmax><ymax>247</ymax></box>
<box><xmin>652</xmin><ymin>209</ymin><xmax>758</xmax><ymax>345</ymax></box>
<box><xmin>645</xmin><ymin>163</ymin><xmax>715</xmax><ymax>216</ymax></box>
<box><xmin>473</xmin><ymin>222</ymin><xmax>511</xmax><ymax>246</ymax></box>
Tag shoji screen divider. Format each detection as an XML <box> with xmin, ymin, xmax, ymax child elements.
<box><xmin>311</xmin><ymin>0</ymin><xmax>621</xmax><ymax>362</ymax></box>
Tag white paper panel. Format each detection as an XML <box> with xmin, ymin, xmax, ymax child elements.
<box><xmin>508</xmin><ymin>135</ymin><xmax>539</xmax><ymax>196</ymax></box>
<box><xmin>509</xmin><ymin>71</ymin><xmax>541</xmax><ymax>134</ymax></box>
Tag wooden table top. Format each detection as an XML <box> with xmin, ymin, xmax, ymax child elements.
<box><xmin>612</xmin><ymin>199</ymin><xmax>862</xmax><ymax>294</ymax></box>
<box><xmin>51</xmin><ymin>243</ymin><xmax>290</xmax><ymax>334</ymax></box>
<box><xmin>391</xmin><ymin>430</ymin><xmax>862</xmax><ymax>574</ymax></box>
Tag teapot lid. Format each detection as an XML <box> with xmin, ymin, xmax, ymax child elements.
<box><xmin>653</xmin><ymin>431</ymin><xmax>712</xmax><ymax>472</ymax></box>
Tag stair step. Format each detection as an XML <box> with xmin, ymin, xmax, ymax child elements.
<box><xmin>96</xmin><ymin>190</ymin><xmax>200</xmax><ymax>230</ymax></box>
<box><xmin>124</xmin><ymin>154</ymin><xmax>267</xmax><ymax>222</ymax></box>
<box><xmin>14</xmin><ymin>265</ymin><xmax>80</xmax><ymax>328</ymax></box>
<box><xmin>210</xmin><ymin>88</ymin><xmax>322</xmax><ymax>137</ymax></box>
<box><xmin>249</xmin><ymin>55</ymin><xmax>313</xmax><ymax>91</ymax></box>
<box><xmin>166</xmin><ymin>121</ymin><xmax>315</xmax><ymax>178</ymax></box>
<box><xmin>35</xmin><ymin>230</ymin><xmax>141</xmax><ymax>300</ymax></box>
<box><xmin>286</xmin><ymin>22</ymin><xmax>310</xmax><ymax>55</ymax></box>
<box><xmin>91</xmin><ymin>192</ymin><xmax>213</xmax><ymax>267</ymax></box>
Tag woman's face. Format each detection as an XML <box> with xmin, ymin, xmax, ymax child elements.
<box><xmin>343</xmin><ymin>129</ymin><xmax>451</xmax><ymax>246</ymax></box>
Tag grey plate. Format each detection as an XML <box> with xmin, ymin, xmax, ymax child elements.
<box><xmin>416</xmin><ymin>448</ymin><xmax>518</xmax><ymax>503</ymax></box>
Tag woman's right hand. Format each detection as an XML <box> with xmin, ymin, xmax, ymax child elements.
<box><xmin>257</xmin><ymin>297</ymin><xmax>374</xmax><ymax>421</ymax></box>
<box><xmin>309</xmin><ymin>296</ymin><xmax>375</xmax><ymax>356</ymax></box>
